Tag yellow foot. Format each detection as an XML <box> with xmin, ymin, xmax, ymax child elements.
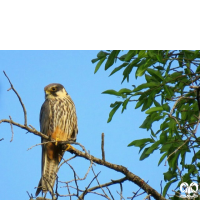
<box><xmin>55</xmin><ymin>137</ymin><xmax>61</xmax><ymax>146</ymax></box>
<box><xmin>65</xmin><ymin>144</ymin><xmax>75</xmax><ymax>151</ymax></box>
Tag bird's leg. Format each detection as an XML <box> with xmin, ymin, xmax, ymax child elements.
<box><xmin>55</xmin><ymin>137</ymin><xmax>62</xmax><ymax>146</ymax></box>
<box><xmin>65</xmin><ymin>144</ymin><xmax>75</xmax><ymax>151</ymax></box>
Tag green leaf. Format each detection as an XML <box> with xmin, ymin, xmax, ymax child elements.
<box><xmin>124</xmin><ymin>50</ymin><xmax>137</xmax><ymax>61</ymax></box>
<box><xmin>163</xmin><ymin>85</ymin><xmax>173</xmax><ymax>99</ymax></box>
<box><xmin>154</xmin><ymin>66</ymin><xmax>164</xmax><ymax>70</ymax></box>
<box><xmin>160</xmin><ymin>130</ymin><xmax>168</xmax><ymax>143</ymax></box>
<box><xmin>94</xmin><ymin>57</ymin><xmax>106</xmax><ymax>73</ymax></box>
<box><xmin>97</xmin><ymin>51</ymin><xmax>109</xmax><ymax>58</ymax></box>
<box><xmin>110</xmin><ymin>101</ymin><xmax>122</xmax><ymax>108</ymax></box>
<box><xmin>192</xmin><ymin>150</ymin><xmax>200</xmax><ymax>163</ymax></box>
<box><xmin>109</xmin><ymin>62</ymin><xmax>129</xmax><ymax>76</ymax></box>
<box><xmin>91</xmin><ymin>58</ymin><xmax>100</xmax><ymax>63</ymax></box>
<box><xmin>163</xmin><ymin>179</ymin><xmax>177</xmax><ymax>197</ymax></box>
<box><xmin>160</xmin><ymin>143</ymin><xmax>172</xmax><ymax>152</ymax></box>
<box><xmin>121</xmin><ymin>58</ymin><xmax>140</xmax><ymax>82</ymax></box>
<box><xmin>128</xmin><ymin>138</ymin><xmax>154</xmax><ymax>147</ymax></box>
<box><xmin>170</xmin><ymin>71</ymin><xmax>183</xmax><ymax>79</ymax></box>
<box><xmin>107</xmin><ymin>102</ymin><xmax>122</xmax><ymax>123</ymax></box>
<box><xmin>140</xmin><ymin>147</ymin><xmax>151</xmax><ymax>160</ymax></box>
<box><xmin>145</xmin><ymin>107</ymin><xmax>163</xmax><ymax>114</ymax></box>
<box><xmin>196</xmin><ymin>63</ymin><xmax>200</xmax><ymax>73</ymax></box>
<box><xmin>147</xmin><ymin>68</ymin><xmax>164</xmax><ymax>81</ymax></box>
<box><xmin>105</xmin><ymin>50</ymin><xmax>120</xmax><ymax>70</ymax></box>
<box><xmin>136</xmin><ymin>58</ymin><xmax>156</xmax><ymax>77</ymax></box>
<box><xmin>150</xmin><ymin>128</ymin><xmax>156</xmax><ymax>138</ymax></box>
<box><xmin>158</xmin><ymin>152</ymin><xmax>167</xmax><ymax>166</ymax></box>
<box><xmin>154</xmin><ymin>100</ymin><xmax>161</xmax><ymax>107</ymax></box>
<box><xmin>141</xmin><ymin>94</ymin><xmax>154</xmax><ymax>111</ymax></box>
<box><xmin>139</xmin><ymin>115</ymin><xmax>153</xmax><ymax>130</ymax></box>
<box><xmin>135</xmin><ymin>99</ymin><xmax>145</xmax><ymax>109</ymax></box>
<box><xmin>138</xmin><ymin>50</ymin><xmax>146</xmax><ymax>59</ymax></box>
<box><xmin>102</xmin><ymin>89</ymin><xmax>119</xmax><ymax>96</ymax></box>
<box><xmin>118</xmin><ymin>53</ymin><xmax>127</xmax><ymax>61</ymax></box>
<box><xmin>132</xmin><ymin>82</ymin><xmax>158</xmax><ymax>92</ymax></box>
<box><xmin>162</xmin><ymin>103</ymin><xmax>170</xmax><ymax>112</ymax></box>
<box><xmin>121</xmin><ymin>97</ymin><xmax>130</xmax><ymax>113</ymax></box>
<box><xmin>145</xmin><ymin>140</ymin><xmax>160</xmax><ymax>155</ymax></box>
<box><xmin>118</xmin><ymin>88</ymin><xmax>132</xmax><ymax>94</ymax></box>
<box><xmin>164</xmin><ymin>170</ymin><xmax>177</xmax><ymax>181</ymax></box>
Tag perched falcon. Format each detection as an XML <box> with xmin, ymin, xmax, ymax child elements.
<box><xmin>35</xmin><ymin>83</ymin><xmax>78</xmax><ymax>197</ymax></box>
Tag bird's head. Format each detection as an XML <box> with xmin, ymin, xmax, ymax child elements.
<box><xmin>44</xmin><ymin>83</ymin><xmax>68</xmax><ymax>99</ymax></box>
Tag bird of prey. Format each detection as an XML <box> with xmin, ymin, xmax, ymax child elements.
<box><xmin>35</xmin><ymin>83</ymin><xmax>78</xmax><ymax>197</ymax></box>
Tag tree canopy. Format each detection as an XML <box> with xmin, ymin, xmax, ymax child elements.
<box><xmin>92</xmin><ymin>50</ymin><xmax>200</xmax><ymax>198</ymax></box>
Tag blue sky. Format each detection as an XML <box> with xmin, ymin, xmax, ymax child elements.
<box><xmin>0</xmin><ymin>51</ymin><xmax>168</xmax><ymax>199</ymax></box>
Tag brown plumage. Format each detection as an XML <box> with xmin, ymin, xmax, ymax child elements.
<box><xmin>36</xmin><ymin>83</ymin><xmax>78</xmax><ymax>197</ymax></box>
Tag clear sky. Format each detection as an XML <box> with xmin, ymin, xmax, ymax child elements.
<box><xmin>0</xmin><ymin>51</ymin><xmax>168</xmax><ymax>199</ymax></box>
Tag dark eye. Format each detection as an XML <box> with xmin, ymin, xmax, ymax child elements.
<box><xmin>52</xmin><ymin>87</ymin><xmax>56</xmax><ymax>91</ymax></box>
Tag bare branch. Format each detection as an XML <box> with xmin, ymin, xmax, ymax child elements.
<box><xmin>106</xmin><ymin>186</ymin><xmax>115</xmax><ymax>200</ymax></box>
<box><xmin>117</xmin><ymin>189</ymin><xmax>125</xmax><ymax>200</ymax></box>
<box><xmin>143</xmin><ymin>194</ymin><xmax>151</xmax><ymax>200</ymax></box>
<box><xmin>60</xmin><ymin>156</ymin><xmax>93</xmax><ymax>184</ymax></box>
<box><xmin>66</xmin><ymin>183</ymin><xmax>72</xmax><ymax>200</ymax></box>
<box><xmin>78</xmin><ymin>171</ymin><xmax>101</xmax><ymax>199</ymax></box>
<box><xmin>119</xmin><ymin>182</ymin><xmax>124</xmax><ymax>200</ymax></box>
<box><xmin>27</xmin><ymin>141</ymin><xmax>56</xmax><ymax>151</ymax></box>
<box><xmin>9</xmin><ymin>116</ymin><xmax>14</xmax><ymax>142</ymax></box>
<box><xmin>0</xmin><ymin>119</ymin><xmax>49</xmax><ymax>139</ymax></box>
<box><xmin>91</xmin><ymin>167</ymin><xmax>110</xmax><ymax>199</ymax></box>
<box><xmin>70</xmin><ymin>148</ymin><xmax>166</xmax><ymax>200</ymax></box>
<box><xmin>101</xmin><ymin>133</ymin><xmax>105</xmax><ymax>162</ymax></box>
<box><xmin>58</xmin><ymin>155</ymin><xmax>77</xmax><ymax>171</ymax></box>
<box><xmin>128</xmin><ymin>180</ymin><xmax>149</xmax><ymax>200</ymax></box>
<box><xmin>0</xmin><ymin>138</ymin><xmax>4</xmax><ymax>141</ymax></box>
<box><xmin>3</xmin><ymin>71</ymin><xmax>27</xmax><ymax>126</ymax></box>
<box><xmin>160</xmin><ymin>180</ymin><xmax>163</xmax><ymax>196</ymax></box>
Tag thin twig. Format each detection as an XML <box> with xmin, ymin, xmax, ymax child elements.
<box><xmin>160</xmin><ymin>180</ymin><xmax>162</xmax><ymax>196</ymax></box>
<box><xmin>117</xmin><ymin>190</ymin><xmax>125</xmax><ymax>200</ymax></box>
<box><xmin>0</xmin><ymin>118</ymin><xmax>49</xmax><ymax>139</ymax></box>
<box><xmin>65</xmin><ymin>183</ymin><xmax>72</xmax><ymax>200</ymax></box>
<box><xmin>119</xmin><ymin>182</ymin><xmax>123</xmax><ymax>200</ymax></box>
<box><xmin>66</xmin><ymin>162</ymin><xmax>79</xmax><ymax>197</ymax></box>
<box><xmin>106</xmin><ymin>186</ymin><xmax>115</xmax><ymax>200</ymax></box>
<box><xmin>27</xmin><ymin>141</ymin><xmax>56</xmax><ymax>151</ymax></box>
<box><xmin>61</xmin><ymin>185</ymin><xmax>112</xmax><ymax>198</ymax></box>
<box><xmin>143</xmin><ymin>194</ymin><xmax>151</xmax><ymax>200</ymax></box>
<box><xmin>92</xmin><ymin>167</ymin><xmax>110</xmax><ymax>199</ymax></box>
<box><xmin>9</xmin><ymin>116</ymin><xmax>14</xmax><ymax>142</ymax></box>
<box><xmin>60</xmin><ymin>157</ymin><xmax>93</xmax><ymax>184</ymax></box>
<box><xmin>58</xmin><ymin>155</ymin><xmax>77</xmax><ymax>170</ymax></box>
<box><xmin>3</xmin><ymin>71</ymin><xmax>27</xmax><ymax>126</ymax></box>
<box><xmin>79</xmin><ymin>171</ymin><xmax>101</xmax><ymax>199</ymax></box>
<box><xmin>0</xmin><ymin>138</ymin><xmax>4</xmax><ymax>141</ymax></box>
<box><xmin>128</xmin><ymin>180</ymin><xmax>149</xmax><ymax>200</ymax></box>
<box><xmin>101</xmin><ymin>133</ymin><xmax>105</xmax><ymax>162</ymax></box>
<box><xmin>117</xmin><ymin>182</ymin><xmax>125</xmax><ymax>200</ymax></box>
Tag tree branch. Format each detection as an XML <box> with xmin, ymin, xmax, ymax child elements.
<box><xmin>101</xmin><ymin>133</ymin><xmax>105</xmax><ymax>161</ymax></box>
<box><xmin>3</xmin><ymin>71</ymin><xmax>27</xmax><ymax>126</ymax></box>
<box><xmin>69</xmin><ymin>148</ymin><xmax>166</xmax><ymax>200</ymax></box>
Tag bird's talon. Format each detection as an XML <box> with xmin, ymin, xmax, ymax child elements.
<box><xmin>65</xmin><ymin>144</ymin><xmax>75</xmax><ymax>151</ymax></box>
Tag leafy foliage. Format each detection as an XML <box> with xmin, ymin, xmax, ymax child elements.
<box><xmin>92</xmin><ymin>50</ymin><xmax>200</xmax><ymax>198</ymax></box>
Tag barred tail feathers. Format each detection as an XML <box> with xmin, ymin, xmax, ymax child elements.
<box><xmin>36</xmin><ymin>151</ymin><xmax>59</xmax><ymax>196</ymax></box>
